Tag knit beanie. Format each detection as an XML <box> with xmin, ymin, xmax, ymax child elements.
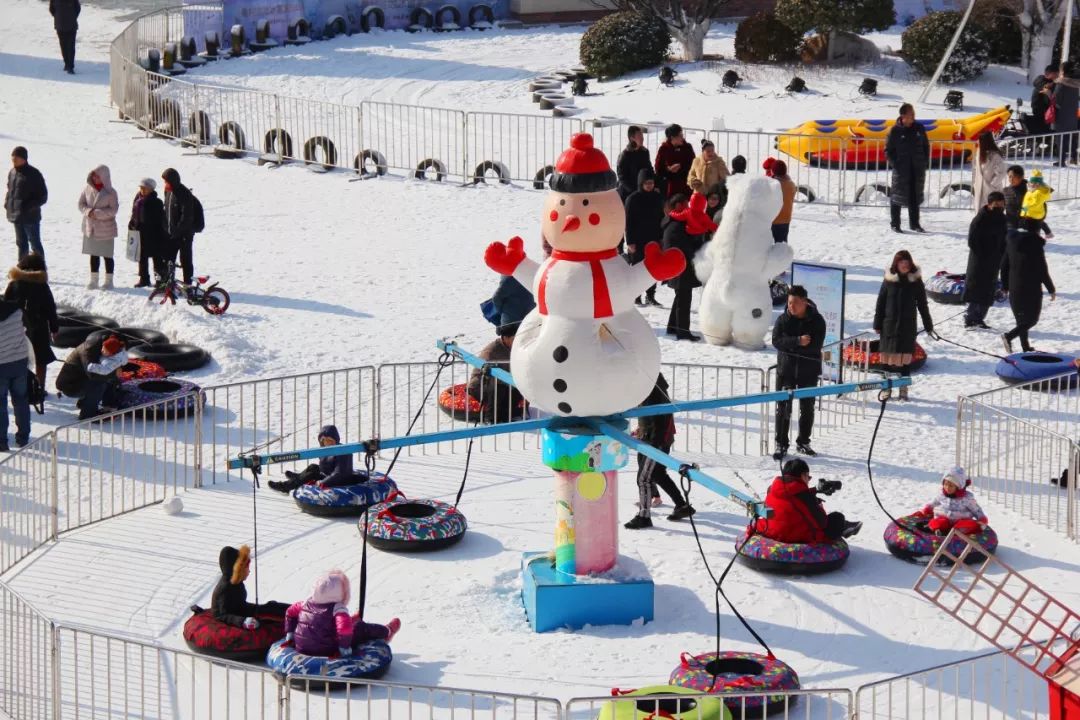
<box><xmin>101</xmin><ymin>336</ymin><xmax>124</xmax><ymax>355</ymax></box>
<box><xmin>942</xmin><ymin>466</ymin><xmax>970</xmax><ymax>490</ymax></box>
<box><xmin>1030</xmin><ymin>170</ymin><xmax>1045</xmax><ymax>186</ymax></box>
<box><xmin>139</xmin><ymin>178</ymin><xmax>157</xmax><ymax>190</ymax></box>
<box><xmin>549</xmin><ymin>133</ymin><xmax>616</xmax><ymax>194</ymax></box>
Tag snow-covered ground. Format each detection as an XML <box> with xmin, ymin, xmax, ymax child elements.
<box><xmin>1</xmin><ymin>0</ymin><xmax>1079</xmax><ymax>709</ymax></box>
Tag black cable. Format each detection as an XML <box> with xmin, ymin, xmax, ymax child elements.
<box><xmin>383</xmin><ymin>352</ymin><xmax>454</xmax><ymax>479</ymax></box>
<box><xmin>358</xmin><ymin>503</ymin><xmax>370</xmax><ymax>619</ymax></box>
<box><xmin>247</xmin><ymin>466</ymin><xmax>261</xmax><ymax>605</ymax></box>
<box><xmin>453</xmin><ymin>437</ymin><xmax>473</xmax><ymax>508</ymax></box>
<box><xmin>864</xmin><ymin>392</ymin><xmax>935</xmax><ymax>539</ymax></box>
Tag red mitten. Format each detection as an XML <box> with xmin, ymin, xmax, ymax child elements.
<box><xmin>485</xmin><ymin>236</ymin><xmax>526</xmax><ymax>275</ymax></box>
<box><xmin>915</xmin><ymin>506</ymin><xmax>932</xmax><ymax>518</ymax></box>
<box><xmin>643</xmin><ymin>242</ymin><xmax>686</xmax><ymax>281</ymax></box>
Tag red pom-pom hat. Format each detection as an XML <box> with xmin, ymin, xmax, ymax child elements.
<box><xmin>549</xmin><ymin>133</ymin><xmax>617</xmax><ymax>194</ymax></box>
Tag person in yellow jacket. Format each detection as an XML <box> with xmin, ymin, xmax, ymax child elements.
<box><xmin>687</xmin><ymin>139</ymin><xmax>729</xmax><ymax>193</ymax></box>
<box><xmin>1020</xmin><ymin>170</ymin><xmax>1054</xmax><ymax>238</ymax></box>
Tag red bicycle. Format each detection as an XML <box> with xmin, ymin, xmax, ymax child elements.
<box><xmin>149</xmin><ymin>261</ymin><xmax>231</xmax><ymax>315</ymax></box>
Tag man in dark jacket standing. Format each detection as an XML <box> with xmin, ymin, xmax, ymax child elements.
<box><xmin>625</xmin><ymin>168</ymin><xmax>664</xmax><ymax>307</ymax></box>
<box><xmin>963</xmin><ymin>192</ymin><xmax>1007</xmax><ymax>329</ymax></box>
<box><xmin>616</xmin><ymin>126</ymin><xmax>651</xmax><ymax>202</ymax></box>
<box><xmin>161</xmin><ymin>168</ymin><xmax>195</xmax><ymax>284</ymax></box>
<box><xmin>5</xmin><ymin>147</ymin><xmax>48</xmax><ymax>261</ymax></box>
<box><xmin>1002</xmin><ymin>166</ymin><xmax>1027</xmax><ymax>231</ymax></box>
<box><xmin>885</xmin><ymin>103</ymin><xmax>929</xmax><ymax>233</ymax></box>
<box><xmin>1030</xmin><ymin>64</ymin><xmax>1058</xmax><ymax>136</ymax></box>
<box><xmin>1001</xmin><ymin>225</ymin><xmax>1056</xmax><ymax>353</ymax></box>
<box><xmin>1051</xmin><ymin>62</ymin><xmax>1080</xmax><ymax>165</ymax></box>
<box><xmin>771</xmin><ymin>285</ymin><xmax>826</xmax><ymax>460</ymax></box>
<box><xmin>654</xmin><ymin>124</ymin><xmax>695</xmax><ymax>198</ymax></box>
<box><xmin>49</xmin><ymin>0</ymin><xmax>81</xmax><ymax>74</ymax></box>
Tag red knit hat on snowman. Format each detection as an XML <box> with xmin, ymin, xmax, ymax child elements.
<box><xmin>941</xmin><ymin>466</ymin><xmax>971</xmax><ymax>497</ymax></box>
<box><xmin>549</xmin><ymin>133</ymin><xmax>617</xmax><ymax>194</ymax></box>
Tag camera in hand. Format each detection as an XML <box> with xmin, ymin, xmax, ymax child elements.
<box><xmin>815</xmin><ymin>479</ymin><xmax>842</xmax><ymax>496</ymax></box>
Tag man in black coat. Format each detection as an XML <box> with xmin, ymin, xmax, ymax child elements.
<box><xmin>49</xmin><ymin>0</ymin><xmax>80</xmax><ymax>74</ymax></box>
<box><xmin>1052</xmin><ymin>62</ymin><xmax>1080</xmax><ymax>165</ymax></box>
<box><xmin>616</xmin><ymin>126</ymin><xmax>651</xmax><ymax>202</ymax></box>
<box><xmin>1002</xmin><ymin>166</ymin><xmax>1027</xmax><ymax>231</ymax></box>
<box><xmin>161</xmin><ymin>167</ymin><xmax>196</xmax><ymax>284</ymax></box>
<box><xmin>885</xmin><ymin>103</ymin><xmax>929</xmax><ymax>233</ymax></box>
<box><xmin>963</xmin><ymin>192</ymin><xmax>1007</xmax><ymax>329</ymax></box>
<box><xmin>625</xmin><ymin>167</ymin><xmax>664</xmax><ymax>307</ymax></box>
<box><xmin>1001</xmin><ymin>226</ymin><xmax>1056</xmax><ymax>353</ymax></box>
<box><xmin>661</xmin><ymin>195</ymin><xmax>701</xmax><ymax>342</ymax></box>
<box><xmin>5</xmin><ymin>147</ymin><xmax>48</xmax><ymax>261</ymax></box>
<box><xmin>1030</xmin><ymin>64</ymin><xmax>1058</xmax><ymax>136</ymax></box>
<box><xmin>771</xmin><ymin>285</ymin><xmax>826</xmax><ymax>459</ymax></box>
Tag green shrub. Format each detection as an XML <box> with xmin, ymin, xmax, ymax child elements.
<box><xmin>775</xmin><ymin>0</ymin><xmax>895</xmax><ymax>37</ymax></box>
<box><xmin>735</xmin><ymin>11</ymin><xmax>802</xmax><ymax>64</ymax></box>
<box><xmin>579</xmin><ymin>12</ymin><xmax>671</xmax><ymax>79</ymax></box>
<box><xmin>1054</xmin><ymin>19</ymin><xmax>1080</xmax><ymax>66</ymax></box>
<box><xmin>902</xmin><ymin>11</ymin><xmax>990</xmax><ymax>83</ymax></box>
<box><xmin>971</xmin><ymin>0</ymin><xmax>1022</xmax><ymax>65</ymax></box>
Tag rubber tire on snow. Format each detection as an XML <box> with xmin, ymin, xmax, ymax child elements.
<box><xmin>86</xmin><ymin>327</ymin><xmax>169</xmax><ymax>349</ymax></box>
<box><xmin>528</xmin><ymin>80</ymin><xmax>562</xmax><ymax>92</ymax></box>
<box><xmin>129</xmin><ymin>343</ymin><xmax>211</xmax><ymax>372</ymax></box>
<box><xmin>533</xmin><ymin>165</ymin><xmax>554</xmax><ymax>190</ymax></box>
<box><xmin>360</xmin><ymin>7</ymin><xmax>385</xmax><ymax>32</ymax></box>
<box><xmin>468</xmin><ymin>4</ymin><xmax>495</xmax><ymax>28</ymax></box>
<box><xmin>354</xmin><ymin>149</ymin><xmax>388</xmax><ymax>177</ymax></box>
<box><xmin>408</xmin><ymin>7</ymin><xmax>434</xmax><ymax>31</ymax></box>
<box><xmin>414</xmin><ymin>158</ymin><xmax>448</xmax><ymax>182</ymax></box>
<box><xmin>434</xmin><ymin>5</ymin><xmax>462</xmax><ymax>30</ymax></box>
<box><xmin>795</xmin><ymin>184</ymin><xmax>816</xmax><ymax>203</ymax></box>
<box><xmin>472</xmin><ymin>160</ymin><xmax>510</xmax><ymax>185</ymax></box>
<box><xmin>214</xmin><ymin>121</ymin><xmax>246</xmax><ymax>159</ymax></box>
<box><xmin>940</xmin><ymin>182</ymin><xmax>973</xmax><ymax>199</ymax></box>
<box><xmin>54</xmin><ymin>315</ymin><xmax>119</xmax><ymax>348</ymax></box>
<box><xmin>263</xmin><ymin>129</ymin><xmax>294</xmax><ymax>158</ymax></box>
<box><xmin>187</xmin><ymin>111</ymin><xmax>211</xmax><ymax>145</ymax></box>
<box><xmin>303</xmin><ymin>136</ymin><xmax>337</xmax><ymax>170</ymax></box>
<box><xmin>324</xmin><ymin>14</ymin><xmax>348</xmax><ymax>38</ymax></box>
<box><xmin>854</xmin><ymin>182</ymin><xmax>891</xmax><ymax>204</ymax></box>
<box><xmin>538</xmin><ymin>95</ymin><xmax>569</xmax><ymax>110</ymax></box>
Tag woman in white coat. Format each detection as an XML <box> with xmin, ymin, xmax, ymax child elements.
<box><xmin>77</xmin><ymin>165</ymin><xmax>119</xmax><ymax>289</ymax></box>
<box><xmin>972</xmin><ymin>134</ymin><xmax>1007</xmax><ymax>212</ymax></box>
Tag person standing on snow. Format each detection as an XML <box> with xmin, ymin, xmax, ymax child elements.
<box><xmin>662</xmin><ymin>193</ymin><xmax>713</xmax><ymax>342</ymax></box>
<box><xmin>3</xmin><ymin>253</ymin><xmax>59</xmax><ymax>393</ymax></box>
<box><xmin>771</xmin><ymin>285</ymin><xmax>825</xmax><ymax>459</ymax></box>
<box><xmin>1001</xmin><ymin>224</ymin><xmax>1056</xmax><ymax>353</ymax></box>
<box><xmin>78</xmin><ymin>165</ymin><xmax>119</xmax><ymax>290</ymax></box>
<box><xmin>49</xmin><ymin>0</ymin><xmax>80</xmax><ymax>74</ymax></box>
<box><xmin>873</xmin><ymin>250</ymin><xmax>935</xmax><ymax>401</ymax></box>
<box><xmin>0</xmin><ymin>299</ymin><xmax>31</xmax><ymax>452</ymax></box>
<box><xmin>687</xmin><ymin>139</ymin><xmax>729</xmax><ymax>193</ymax></box>
<box><xmin>161</xmin><ymin>168</ymin><xmax>196</xmax><ymax>284</ymax></box>
<box><xmin>128</xmin><ymin>178</ymin><xmax>167</xmax><ymax>287</ymax></box>
<box><xmin>654</xmin><ymin>124</ymin><xmax>695</xmax><ymax>198</ymax></box>
<box><xmin>624</xmin><ymin>168</ymin><xmax>665</xmax><ymax>307</ymax></box>
<box><xmin>972</xmin><ymin>133</ymin><xmax>1007</xmax><ymax>212</ymax></box>
<box><xmin>1002</xmin><ymin>166</ymin><xmax>1027</xmax><ymax>232</ymax></box>
<box><xmin>5</xmin><ymin>147</ymin><xmax>48</xmax><ymax>261</ymax></box>
<box><xmin>885</xmin><ymin>103</ymin><xmax>929</xmax><ymax>233</ymax></box>
<box><xmin>1030</xmin><ymin>64</ymin><xmax>1058</xmax><ymax>136</ymax></box>
<box><xmin>616</xmin><ymin>126</ymin><xmax>651</xmax><ymax>202</ymax></box>
<box><xmin>770</xmin><ymin>160</ymin><xmax>797</xmax><ymax>244</ymax></box>
<box><xmin>963</xmin><ymin>192</ymin><xmax>1007</xmax><ymax>330</ymax></box>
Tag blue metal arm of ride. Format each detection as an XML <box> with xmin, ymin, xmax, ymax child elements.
<box><xmin>437</xmin><ymin>339</ymin><xmax>516</xmax><ymax>388</ymax></box>
<box><xmin>589</xmin><ymin>419</ymin><xmax>771</xmax><ymax>518</ymax></box>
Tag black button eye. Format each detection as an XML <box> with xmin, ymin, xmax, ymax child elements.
<box><xmin>559</xmin><ymin>199</ymin><xmax>566</xmax><ymax>206</ymax></box>
<box><xmin>582</xmin><ymin>199</ymin><xmax>590</xmax><ymax>206</ymax></box>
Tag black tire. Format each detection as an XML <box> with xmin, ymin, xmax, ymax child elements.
<box><xmin>56</xmin><ymin>305</ymin><xmax>83</xmax><ymax>318</ymax></box>
<box><xmin>940</xmin><ymin>182</ymin><xmax>973</xmax><ymax>198</ymax></box>
<box><xmin>255</xmin><ymin>19</ymin><xmax>272</xmax><ymax>44</ymax></box>
<box><xmin>795</xmin><ymin>184</ymin><xmax>816</xmax><ymax>203</ymax></box>
<box><xmin>353</xmin><ymin>149</ymin><xmax>387</xmax><ymax>176</ymax></box>
<box><xmin>287</xmin><ymin>18</ymin><xmax>311</xmax><ymax>42</ymax></box>
<box><xmin>324</xmin><ymin>14</ymin><xmax>348</xmax><ymax>38</ymax></box>
<box><xmin>533</xmin><ymin>165</ymin><xmax>554</xmax><ymax>190</ymax></box>
<box><xmin>263</xmin><ymin>129</ymin><xmax>294</xmax><ymax>157</ymax></box>
<box><xmin>472</xmin><ymin>160</ymin><xmax>510</xmax><ymax>185</ymax></box>
<box><xmin>360</xmin><ymin>7</ymin><xmax>385</xmax><ymax>32</ymax></box>
<box><xmin>414</xmin><ymin>158</ymin><xmax>448</xmax><ymax>181</ymax></box>
<box><xmin>187</xmin><ymin>111</ymin><xmax>211</xmax><ymax>144</ymax></box>
<box><xmin>54</xmin><ymin>315</ymin><xmax>119</xmax><ymax>348</ymax></box>
<box><xmin>129</xmin><ymin>343</ymin><xmax>211</xmax><ymax>372</ymax></box>
<box><xmin>435</xmin><ymin>4</ymin><xmax>462</xmax><ymax>30</ymax></box>
<box><xmin>87</xmin><ymin>327</ymin><xmax>169</xmax><ymax>349</ymax></box>
<box><xmin>214</xmin><ymin>121</ymin><xmax>246</xmax><ymax>159</ymax></box>
<box><xmin>201</xmin><ymin>288</ymin><xmax>230</xmax><ymax>315</ymax></box>
<box><xmin>853</xmin><ymin>182</ymin><xmax>891</xmax><ymax>204</ymax></box>
<box><xmin>150</xmin><ymin>96</ymin><xmax>181</xmax><ymax>138</ymax></box>
<box><xmin>408</xmin><ymin>7</ymin><xmax>434</xmax><ymax>31</ymax></box>
<box><xmin>528</xmin><ymin>80</ymin><xmax>562</xmax><ymax>92</ymax></box>
<box><xmin>302</xmin><ymin>136</ymin><xmax>338</xmax><ymax>169</ymax></box>
<box><xmin>538</xmin><ymin>95</ymin><xmax>568</xmax><ymax>110</ymax></box>
<box><xmin>552</xmin><ymin>106</ymin><xmax>582</xmax><ymax>118</ymax></box>
<box><xmin>468</xmin><ymin>4</ymin><xmax>495</xmax><ymax>27</ymax></box>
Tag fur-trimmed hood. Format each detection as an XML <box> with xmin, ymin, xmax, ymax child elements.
<box><xmin>218</xmin><ymin>545</ymin><xmax>250</xmax><ymax>585</ymax></box>
<box><xmin>883</xmin><ymin>265</ymin><xmax>923</xmax><ymax>283</ymax></box>
<box><xmin>8</xmin><ymin>267</ymin><xmax>48</xmax><ymax>284</ymax></box>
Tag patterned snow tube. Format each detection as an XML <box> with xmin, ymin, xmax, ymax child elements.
<box><xmin>266</xmin><ymin>638</ymin><xmax>391</xmax><ymax>689</ymax></box>
<box><xmin>995</xmin><ymin>352</ymin><xmax>1080</xmax><ymax>388</ymax></box>
<box><xmin>883</xmin><ymin>513</ymin><xmax>998</xmax><ymax>564</ymax></box>
<box><xmin>117</xmin><ymin>359</ymin><xmax>168</xmax><ymax>383</ymax></box>
<box><xmin>841</xmin><ymin>339</ymin><xmax>927</xmax><ymax>373</ymax></box>
<box><xmin>670</xmin><ymin>651</ymin><xmax>801</xmax><ymax>716</ymax></box>
<box><xmin>293</xmin><ymin>472</ymin><xmax>397</xmax><ymax>517</ymax></box>
<box><xmin>597</xmin><ymin>686</ymin><xmax>730</xmax><ymax>720</ymax></box>
<box><xmin>734</xmin><ymin>533</ymin><xmax>849</xmax><ymax>574</ymax></box>
<box><xmin>925</xmin><ymin>272</ymin><xmax>966</xmax><ymax>305</ymax></box>
<box><xmin>118</xmin><ymin>378</ymin><xmax>205</xmax><ymax>419</ymax></box>
<box><xmin>438</xmin><ymin>383</ymin><xmax>483</xmax><ymax>422</ymax></box>
<box><xmin>183</xmin><ymin>609</ymin><xmax>285</xmax><ymax>662</ymax></box>
<box><xmin>364</xmin><ymin>496</ymin><xmax>468</xmax><ymax>552</ymax></box>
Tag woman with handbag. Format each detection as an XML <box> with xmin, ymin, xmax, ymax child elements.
<box><xmin>77</xmin><ymin>165</ymin><xmax>119</xmax><ymax>289</ymax></box>
<box><xmin>127</xmin><ymin>178</ymin><xmax>166</xmax><ymax>287</ymax></box>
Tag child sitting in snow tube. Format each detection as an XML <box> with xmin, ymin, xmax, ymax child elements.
<box><xmin>268</xmin><ymin>425</ymin><xmax>359</xmax><ymax>493</ymax></box>
<box><xmin>267</xmin><ymin>569</ymin><xmax>399</xmax><ymax>684</ymax></box>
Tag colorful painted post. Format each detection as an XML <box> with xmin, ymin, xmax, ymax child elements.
<box><xmin>541</xmin><ymin>423</ymin><xmax>629</xmax><ymax>575</ymax></box>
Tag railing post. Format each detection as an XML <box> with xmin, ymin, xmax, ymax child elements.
<box><xmin>462</xmin><ymin>111</ymin><xmax>469</xmax><ymax>183</ymax></box>
<box><xmin>50</xmin><ymin>623</ymin><xmax>61</xmax><ymax>720</ymax></box>
<box><xmin>193</xmin><ymin>83</ymin><xmax>201</xmax><ymax>155</ymax></box>
<box><xmin>50</xmin><ymin>432</ymin><xmax>59</xmax><ymax>542</ymax></box>
<box><xmin>194</xmin><ymin>391</ymin><xmax>204</xmax><ymax>489</ymax></box>
<box><xmin>274</xmin><ymin>94</ymin><xmax>283</xmax><ymax>159</ymax></box>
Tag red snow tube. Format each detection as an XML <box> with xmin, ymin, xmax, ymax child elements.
<box><xmin>117</xmin><ymin>359</ymin><xmax>168</xmax><ymax>383</ymax></box>
<box><xmin>182</xmin><ymin>608</ymin><xmax>285</xmax><ymax>662</ymax></box>
<box><xmin>438</xmin><ymin>383</ymin><xmax>483</xmax><ymax>422</ymax></box>
<box><xmin>842</xmin><ymin>339</ymin><xmax>927</xmax><ymax>373</ymax></box>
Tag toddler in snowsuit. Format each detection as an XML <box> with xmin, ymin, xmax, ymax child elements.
<box><xmin>268</xmin><ymin>425</ymin><xmax>360</xmax><ymax>493</ymax></box>
<box><xmin>914</xmin><ymin>466</ymin><xmax>988</xmax><ymax>535</ymax></box>
<box><xmin>284</xmin><ymin>569</ymin><xmax>401</xmax><ymax>658</ymax></box>
<box><xmin>1020</xmin><ymin>171</ymin><xmax>1054</xmax><ymax>239</ymax></box>
<box><xmin>211</xmin><ymin>545</ymin><xmax>289</xmax><ymax>629</ymax></box>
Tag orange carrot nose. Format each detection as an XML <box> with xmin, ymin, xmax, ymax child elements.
<box><xmin>562</xmin><ymin>215</ymin><xmax>581</xmax><ymax>232</ymax></box>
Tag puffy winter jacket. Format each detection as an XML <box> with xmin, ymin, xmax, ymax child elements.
<box><xmin>687</xmin><ymin>154</ymin><xmax>729</xmax><ymax>192</ymax></box>
<box><xmin>4</xmin><ymin>164</ymin><xmax>48</xmax><ymax>224</ymax></box>
<box><xmin>754</xmin><ymin>475</ymin><xmax>829</xmax><ymax>544</ymax></box>
<box><xmin>1020</xmin><ymin>184</ymin><xmax>1053</xmax><ymax>221</ymax></box>
<box><xmin>0</xmin><ymin>301</ymin><xmax>30</xmax><ymax>366</ymax></box>
<box><xmin>771</xmin><ymin>303</ymin><xmax>826</xmax><ymax>387</ymax></box>
<box><xmin>77</xmin><ymin>165</ymin><xmax>119</xmax><ymax>241</ymax></box>
<box><xmin>922</xmin><ymin>490</ymin><xmax>986</xmax><ymax>523</ymax></box>
<box><xmin>287</xmin><ymin>600</ymin><xmax>349</xmax><ymax>656</ymax></box>
<box><xmin>773</xmin><ymin>175</ymin><xmax>797</xmax><ymax>225</ymax></box>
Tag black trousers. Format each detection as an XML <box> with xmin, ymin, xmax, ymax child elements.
<box><xmin>1004</xmin><ymin>322</ymin><xmax>1035</xmax><ymax>352</ymax></box>
<box><xmin>824</xmin><ymin>511</ymin><xmax>847</xmax><ymax>540</ymax></box>
<box><xmin>166</xmin><ymin>235</ymin><xmax>194</xmax><ymax>283</ymax></box>
<box><xmin>666</xmin><ymin>282</ymin><xmax>692</xmax><ymax>335</ymax></box>
<box><xmin>138</xmin><ymin>253</ymin><xmax>167</xmax><ymax>283</ymax></box>
<box><xmin>635</xmin><ymin>445</ymin><xmax>686</xmax><ymax>518</ymax></box>
<box><xmin>57</xmin><ymin>30</ymin><xmax>76</xmax><ymax>71</ymax></box>
<box><xmin>88</xmin><ymin>256</ymin><xmax>114</xmax><ymax>273</ymax></box>
<box><xmin>775</xmin><ymin>377</ymin><xmax>815</xmax><ymax>448</ymax></box>
<box><xmin>890</xmin><ymin>199</ymin><xmax>921</xmax><ymax>229</ymax></box>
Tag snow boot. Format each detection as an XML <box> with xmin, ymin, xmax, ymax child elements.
<box><xmin>890</xmin><ymin>224</ymin><xmax>903</xmax><ymax>234</ymax></box>
<box><xmin>899</xmin><ymin>385</ymin><xmax>909</xmax><ymax>401</ymax></box>
<box><xmin>624</xmin><ymin>515</ymin><xmax>653</xmax><ymax>530</ymax></box>
<box><xmin>86</xmin><ymin>272</ymin><xmax>99</xmax><ymax>290</ymax></box>
<box><xmin>796</xmin><ymin>442</ymin><xmax>817</xmax><ymax>457</ymax></box>
<box><xmin>646</xmin><ymin>294</ymin><xmax>662</xmax><ymax>307</ymax></box>
<box><xmin>669</xmin><ymin>504</ymin><xmax>696</xmax><ymax>521</ymax></box>
<box><xmin>385</xmin><ymin>618</ymin><xmax>402</xmax><ymax>642</ymax></box>
<box><xmin>840</xmin><ymin>520</ymin><xmax>863</xmax><ymax>538</ymax></box>
<box><xmin>1001</xmin><ymin>334</ymin><xmax>1013</xmax><ymax>354</ymax></box>
<box><xmin>772</xmin><ymin>445</ymin><xmax>788</xmax><ymax>461</ymax></box>
<box><xmin>634</xmin><ymin>296</ymin><xmax>645</xmax><ymax>306</ymax></box>
<box><xmin>101</xmin><ymin>274</ymin><xmax>114</xmax><ymax>290</ymax></box>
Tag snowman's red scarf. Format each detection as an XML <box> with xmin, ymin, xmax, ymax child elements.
<box><xmin>540</xmin><ymin>248</ymin><xmax>619</xmax><ymax>319</ymax></box>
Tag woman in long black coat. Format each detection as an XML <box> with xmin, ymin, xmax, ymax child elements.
<box><xmin>625</xmin><ymin>167</ymin><xmax>665</xmax><ymax>306</ymax></box>
<box><xmin>885</xmin><ymin>103</ymin><xmax>930</xmax><ymax>233</ymax></box>
<box><xmin>661</xmin><ymin>194</ymin><xmax>702</xmax><ymax>342</ymax></box>
<box><xmin>128</xmin><ymin>178</ymin><xmax>167</xmax><ymax>287</ymax></box>
<box><xmin>962</xmin><ymin>194</ymin><xmax>1007</xmax><ymax>328</ymax></box>
<box><xmin>3</xmin><ymin>253</ymin><xmax>59</xmax><ymax>391</ymax></box>
<box><xmin>874</xmin><ymin>249</ymin><xmax>935</xmax><ymax>399</ymax></box>
<box><xmin>1000</xmin><ymin>225</ymin><xmax>1056</xmax><ymax>353</ymax></box>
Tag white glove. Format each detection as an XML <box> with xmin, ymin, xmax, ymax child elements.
<box><xmin>338</xmin><ymin>646</ymin><xmax>352</xmax><ymax>657</ymax></box>
<box><xmin>243</xmin><ymin>617</ymin><xmax>259</xmax><ymax>630</ymax></box>
<box><xmin>284</xmin><ymin>632</ymin><xmax>294</xmax><ymax>642</ymax></box>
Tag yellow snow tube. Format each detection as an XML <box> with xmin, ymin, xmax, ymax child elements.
<box><xmin>597</xmin><ymin>686</ymin><xmax>731</xmax><ymax>720</ymax></box>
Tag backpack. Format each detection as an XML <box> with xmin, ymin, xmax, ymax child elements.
<box><xmin>191</xmin><ymin>191</ymin><xmax>205</xmax><ymax>233</ymax></box>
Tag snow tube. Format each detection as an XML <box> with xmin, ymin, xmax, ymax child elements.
<box><xmin>118</xmin><ymin>378</ymin><xmax>205</xmax><ymax>418</ymax></box>
<box><xmin>670</xmin><ymin>651</ymin><xmax>801</xmax><ymax>716</ymax></box>
<box><xmin>414</xmin><ymin>158</ymin><xmax>448</xmax><ymax>181</ymax></box>
<box><xmin>995</xmin><ymin>352</ymin><xmax>1080</xmax><ymax>388</ymax></box>
<box><xmin>925</xmin><ymin>272</ymin><xmax>966</xmax><ymax>305</ymax></box>
<box><xmin>883</xmin><ymin>513</ymin><xmax>998</xmax><ymax>564</ymax></box>
<box><xmin>87</xmin><ymin>327</ymin><xmax>169</xmax><ymax>349</ymax></box>
<box><xmin>598</xmin><ymin>686</ymin><xmax>730</xmax><ymax>720</ymax></box>
<box><xmin>293</xmin><ymin>472</ymin><xmax>397</xmax><ymax>517</ymax></box>
<box><xmin>130</xmin><ymin>343</ymin><xmax>211</xmax><ymax>372</ymax></box>
<box><xmin>473</xmin><ymin>160</ymin><xmax>510</xmax><ymax>184</ymax></box>
<box><xmin>183</xmin><ymin>608</ymin><xmax>285</xmax><ymax>662</ymax></box>
<box><xmin>354</xmin><ymin>149</ymin><xmax>387</xmax><ymax>176</ymax></box>
<box><xmin>266</xmin><ymin>638</ymin><xmax>391</xmax><ymax>688</ymax></box>
<box><xmin>117</xmin><ymin>359</ymin><xmax>168</xmax><ymax>383</ymax></box>
<box><xmin>734</xmin><ymin>532</ymin><xmax>849</xmax><ymax>574</ymax></box>
<box><xmin>364</xmin><ymin>495</ymin><xmax>468</xmax><ymax>552</ymax></box>
<box><xmin>54</xmin><ymin>315</ymin><xmax>119</xmax><ymax>348</ymax></box>
<box><xmin>360</xmin><ymin>7</ymin><xmax>384</xmax><ymax>32</ymax></box>
<box><xmin>841</xmin><ymin>339</ymin><xmax>927</xmax><ymax>373</ymax></box>
<box><xmin>439</xmin><ymin>383</ymin><xmax>483</xmax><ymax>422</ymax></box>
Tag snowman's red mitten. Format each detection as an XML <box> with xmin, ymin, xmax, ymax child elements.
<box><xmin>485</xmin><ymin>236</ymin><xmax>527</xmax><ymax>275</ymax></box>
<box><xmin>643</xmin><ymin>242</ymin><xmax>686</xmax><ymax>281</ymax></box>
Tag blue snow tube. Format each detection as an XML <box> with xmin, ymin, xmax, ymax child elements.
<box><xmin>293</xmin><ymin>472</ymin><xmax>397</xmax><ymax>517</ymax></box>
<box><xmin>995</xmin><ymin>352</ymin><xmax>1079</xmax><ymax>389</ymax></box>
<box><xmin>266</xmin><ymin>638</ymin><xmax>392</xmax><ymax>689</ymax></box>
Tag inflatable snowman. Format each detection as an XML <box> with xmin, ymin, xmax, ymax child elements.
<box><xmin>485</xmin><ymin>133</ymin><xmax>686</xmax><ymax>417</ymax></box>
<box><xmin>695</xmin><ymin>175</ymin><xmax>794</xmax><ymax>349</ymax></box>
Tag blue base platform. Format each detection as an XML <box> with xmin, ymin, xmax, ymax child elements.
<box><xmin>520</xmin><ymin>552</ymin><xmax>654</xmax><ymax>633</ymax></box>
